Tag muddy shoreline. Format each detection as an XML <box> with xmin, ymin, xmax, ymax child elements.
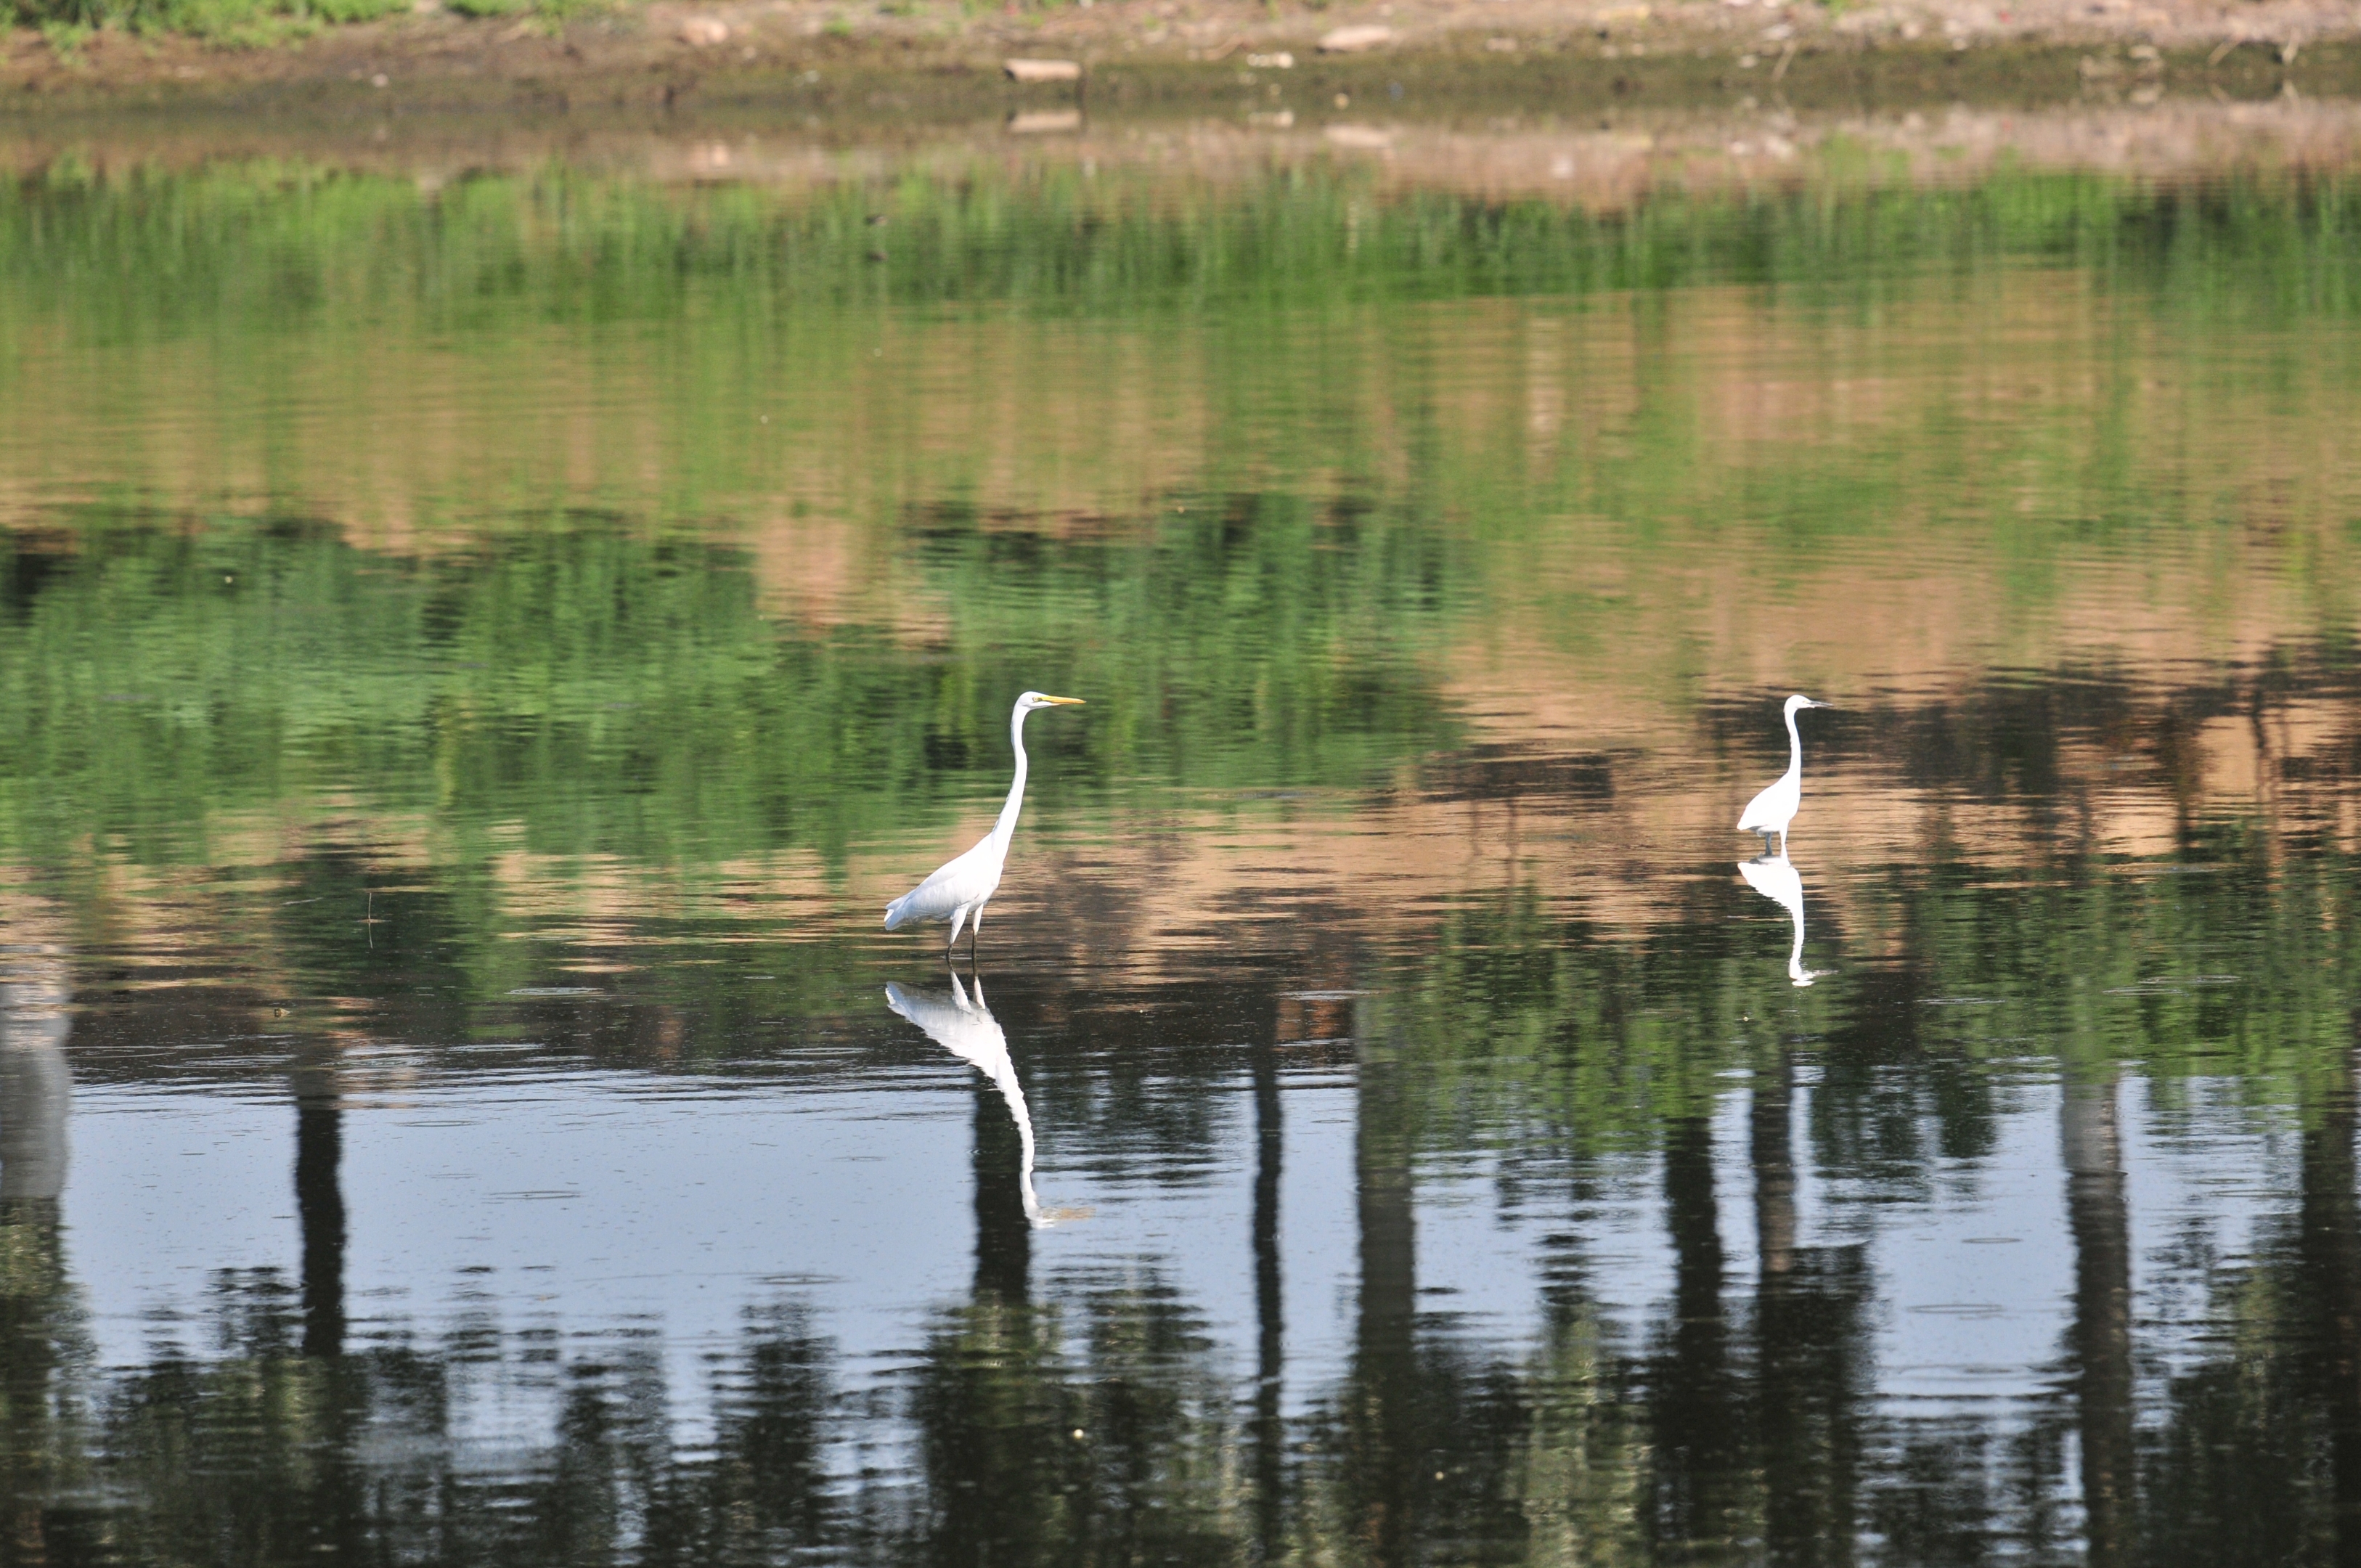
<box><xmin>9</xmin><ymin>94</ymin><xmax>2358</xmax><ymax>213</ymax></box>
<box><xmin>5</xmin><ymin>0</ymin><xmax>2357</xmax><ymax>125</ymax></box>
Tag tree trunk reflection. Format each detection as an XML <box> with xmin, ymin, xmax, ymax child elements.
<box><xmin>1252</xmin><ymin>1032</ymin><xmax>1285</xmax><ymax>1562</ymax></box>
<box><xmin>2303</xmin><ymin>1044</ymin><xmax>2361</xmax><ymax>1566</ymax></box>
<box><xmin>1354</xmin><ymin>1042</ymin><xmax>1416</xmax><ymax>1568</ymax></box>
<box><xmin>973</xmin><ymin>1074</ymin><xmax>1031</xmax><ymax>1307</ymax></box>
<box><xmin>0</xmin><ymin>948</ymin><xmax>75</xmax><ymax>1567</ymax></box>
<box><xmin>293</xmin><ymin>1053</ymin><xmax>346</xmax><ymax>1360</ymax></box>
<box><xmin>2063</xmin><ymin>1072</ymin><xmax>2133</xmax><ymax>1568</ymax></box>
<box><xmin>1655</xmin><ymin>1111</ymin><xmax>1743</xmax><ymax>1553</ymax></box>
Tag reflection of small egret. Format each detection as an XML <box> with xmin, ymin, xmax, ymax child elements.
<box><xmin>886</xmin><ymin>974</ymin><xmax>1063</xmax><ymax>1228</ymax></box>
<box><xmin>1739</xmin><ymin>852</ymin><xmax>1831</xmax><ymax>987</ymax></box>
<box><xmin>885</xmin><ymin>691</ymin><xmax>1085</xmax><ymax>960</ymax></box>
<box><xmin>1737</xmin><ymin>693</ymin><xmax>1830</xmax><ymax>856</ymax></box>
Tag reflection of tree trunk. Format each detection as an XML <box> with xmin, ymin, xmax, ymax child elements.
<box><xmin>1355</xmin><ymin>1045</ymin><xmax>1416</xmax><ymax>1568</ymax></box>
<box><xmin>1753</xmin><ymin>1055</ymin><xmax>1795</xmax><ymax>1284</ymax></box>
<box><xmin>1753</xmin><ymin>1056</ymin><xmax>1803</xmax><ymax>1559</ymax></box>
<box><xmin>1252</xmin><ymin>1037</ymin><xmax>1285</xmax><ymax>1562</ymax></box>
<box><xmin>1655</xmin><ymin>1112</ymin><xmax>1737</xmax><ymax>1549</ymax></box>
<box><xmin>2302</xmin><ymin>1045</ymin><xmax>2361</xmax><ymax>1567</ymax></box>
<box><xmin>287</xmin><ymin>1041</ymin><xmax>368</xmax><ymax>1553</ymax></box>
<box><xmin>973</xmin><ymin>1078</ymin><xmax>1030</xmax><ymax>1307</ymax></box>
<box><xmin>294</xmin><ymin>1064</ymin><xmax>347</xmax><ymax>1358</ymax></box>
<box><xmin>1</xmin><ymin>951</ymin><xmax>76</xmax><ymax>1567</ymax></box>
<box><xmin>2063</xmin><ymin>1074</ymin><xmax>2133</xmax><ymax>1568</ymax></box>
<box><xmin>1751</xmin><ymin>1055</ymin><xmax>1864</xmax><ymax>1565</ymax></box>
<box><xmin>0</xmin><ymin>1028</ymin><xmax>68</xmax><ymax>1212</ymax></box>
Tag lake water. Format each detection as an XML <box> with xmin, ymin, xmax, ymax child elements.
<box><xmin>2</xmin><ymin>129</ymin><xmax>2360</xmax><ymax>1565</ymax></box>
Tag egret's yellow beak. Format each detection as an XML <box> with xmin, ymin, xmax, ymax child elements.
<box><xmin>1041</xmin><ymin>695</ymin><xmax>1086</xmax><ymax>706</ymax></box>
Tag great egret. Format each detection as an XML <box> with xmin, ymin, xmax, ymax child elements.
<box><xmin>1736</xmin><ymin>693</ymin><xmax>1830</xmax><ymax>856</ymax></box>
<box><xmin>885</xmin><ymin>974</ymin><xmax>1051</xmax><ymax>1228</ymax></box>
<box><xmin>1739</xmin><ymin>851</ymin><xmax>1830</xmax><ymax>987</ymax></box>
<box><xmin>884</xmin><ymin>691</ymin><xmax>1084</xmax><ymax>958</ymax></box>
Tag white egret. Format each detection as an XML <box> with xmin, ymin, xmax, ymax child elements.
<box><xmin>1736</xmin><ymin>693</ymin><xmax>1830</xmax><ymax>856</ymax></box>
<box><xmin>1739</xmin><ymin>851</ymin><xmax>1830</xmax><ymax>987</ymax></box>
<box><xmin>885</xmin><ymin>974</ymin><xmax>1052</xmax><ymax>1228</ymax></box>
<box><xmin>884</xmin><ymin>690</ymin><xmax>1084</xmax><ymax>958</ymax></box>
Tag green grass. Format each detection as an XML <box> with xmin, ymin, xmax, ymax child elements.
<box><xmin>15</xmin><ymin>0</ymin><xmax>556</xmax><ymax>41</ymax></box>
<box><xmin>35</xmin><ymin>15</ymin><xmax>90</xmax><ymax>52</ymax></box>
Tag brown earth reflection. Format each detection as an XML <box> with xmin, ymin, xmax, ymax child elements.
<box><xmin>11</xmin><ymin>91</ymin><xmax>2361</xmax><ymax>199</ymax></box>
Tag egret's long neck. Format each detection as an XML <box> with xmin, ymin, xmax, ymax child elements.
<box><xmin>990</xmin><ymin>706</ymin><xmax>1032</xmax><ymax>846</ymax></box>
<box><xmin>1787</xmin><ymin>892</ymin><xmax>1808</xmax><ymax>978</ymax></box>
<box><xmin>1783</xmin><ymin>706</ymin><xmax>1806</xmax><ymax>782</ymax></box>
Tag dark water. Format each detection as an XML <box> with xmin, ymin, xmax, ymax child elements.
<box><xmin>3</xmin><ymin>147</ymin><xmax>2361</xmax><ymax>1565</ymax></box>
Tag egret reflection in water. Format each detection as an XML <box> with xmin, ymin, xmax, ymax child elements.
<box><xmin>885</xmin><ymin>974</ymin><xmax>1059</xmax><ymax>1228</ymax></box>
<box><xmin>1740</xmin><ymin>852</ymin><xmax>1832</xmax><ymax>987</ymax></box>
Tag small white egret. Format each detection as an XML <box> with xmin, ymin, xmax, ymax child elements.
<box><xmin>1739</xmin><ymin>851</ymin><xmax>1830</xmax><ymax>987</ymax></box>
<box><xmin>885</xmin><ymin>974</ymin><xmax>1053</xmax><ymax>1228</ymax></box>
<box><xmin>884</xmin><ymin>690</ymin><xmax>1083</xmax><ymax>958</ymax></box>
<box><xmin>1736</xmin><ymin>693</ymin><xmax>1830</xmax><ymax>856</ymax></box>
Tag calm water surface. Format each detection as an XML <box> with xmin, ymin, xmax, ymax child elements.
<box><xmin>3</xmin><ymin>147</ymin><xmax>2361</xmax><ymax>1565</ymax></box>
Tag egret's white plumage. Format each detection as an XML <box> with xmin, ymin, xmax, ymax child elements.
<box><xmin>1739</xmin><ymin>851</ymin><xmax>1829</xmax><ymax>987</ymax></box>
<box><xmin>884</xmin><ymin>690</ymin><xmax>1083</xmax><ymax>956</ymax></box>
<box><xmin>886</xmin><ymin>974</ymin><xmax>1052</xmax><ymax>1226</ymax></box>
<box><xmin>1736</xmin><ymin>693</ymin><xmax>1830</xmax><ymax>856</ymax></box>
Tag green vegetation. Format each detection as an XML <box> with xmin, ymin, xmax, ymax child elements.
<box><xmin>11</xmin><ymin>0</ymin><xmax>405</xmax><ymax>44</ymax></box>
<box><xmin>8</xmin><ymin>0</ymin><xmax>603</xmax><ymax>43</ymax></box>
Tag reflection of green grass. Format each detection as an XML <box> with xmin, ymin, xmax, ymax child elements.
<box><xmin>10</xmin><ymin>157</ymin><xmax>2355</xmax><ymax>327</ymax></box>
<box><xmin>0</xmin><ymin>502</ymin><xmax>1461</xmax><ymax>869</ymax></box>
<box><xmin>0</xmin><ymin>155</ymin><xmax>2357</xmax><ymax>1027</ymax></box>
<box><xmin>1366</xmin><ymin>832</ymin><xmax>2361</xmax><ymax>1178</ymax></box>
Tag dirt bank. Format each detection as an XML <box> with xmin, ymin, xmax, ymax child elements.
<box><xmin>4</xmin><ymin>0</ymin><xmax>2357</xmax><ymax>122</ymax></box>
<box><xmin>8</xmin><ymin>84</ymin><xmax>2361</xmax><ymax>203</ymax></box>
